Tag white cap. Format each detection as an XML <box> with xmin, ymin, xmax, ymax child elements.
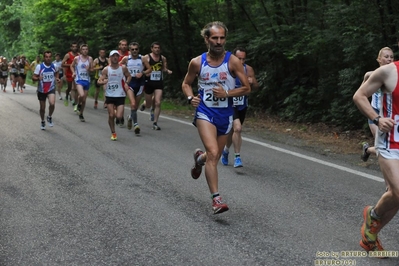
<box><xmin>109</xmin><ymin>50</ymin><xmax>119</xmax><ymax>56</ymax></box>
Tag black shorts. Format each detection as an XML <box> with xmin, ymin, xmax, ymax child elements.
<box><xmin>233</xmin><ymin>107</ymin><xmax>247</xmax><ymax>125</ymax></box>
<box><xmin>144</xmin><ymin>82</ymin><xmax>163</xmax><ymax>95</ymax></box>
<box><xmin>0</xmin><ymin>74</ymin><xmax>8</xmax><ymax>79</ymax></box>
<box><xmin>37</xmin><ymin>90</ymin><xmax>55</xmax><ymax>101</ymax></box>
<box><xmin>59</xmin><ymin>72</ymin><xmax>64</xmax><ymax>79</ymax></box>
<box><xmin>105</xmin><ymin>96</ymin><xmax>125</xmax><ymax>107</ymax></box>
<box><xmin>10</xmin><ymin>73</ymin><xmax>18</xmax><ymax>78</ymax></box>
<box><xmin>129</xmin><ymin>86</ymin><xmax>144</xmax><ymax>96</ymax></box>
<box><xmin>19</xmin><ymin>73</ymin><xmax>27</xmax><ymax>80</ymax></box>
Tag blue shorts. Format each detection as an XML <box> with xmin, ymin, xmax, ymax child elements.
<box><xmin>368</xmin><ymin>107</ymin><xmax>380</xmax><ymax>124</ymax></box>
<box><xmin>76</xmin><ymin>80</ymin><xmax>90</xmax><ymax>91</ymax></box>
<box><xmin>193</xmin><ymin>110</ymin><xmax>233</xmax><ymax>136</ymax></box>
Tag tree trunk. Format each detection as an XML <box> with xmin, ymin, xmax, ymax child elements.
<box><xmin>166</xmin><ymin>0</ymin><xmax>181</xmax><ymax>77</ymax></box>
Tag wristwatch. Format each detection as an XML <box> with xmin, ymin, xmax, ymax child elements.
<box><xmin>372</xmin><ymin>116</ymin><xmax>381</xmax><ymax>126</ymax></box>
<box><xmin>187</xmin><ymin>96</ymin><xmax>193</xmax><ymax>105</ymax></box>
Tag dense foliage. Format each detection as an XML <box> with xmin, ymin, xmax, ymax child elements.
<box><xmin>1</xmin><ymin>0</ymin><xmax>399</xmax><ymax>130</ymax></box>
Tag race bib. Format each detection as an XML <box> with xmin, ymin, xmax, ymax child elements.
<box><xmin>203</xmin><ymin>87</ymin><xmax>228</xmax><ymax>108</ymax></box>
<box><xmin>80</xmin><ymin>72</ymin><xmax>89</xmax><ymax>80</ymax></box>
<box><xmin>42</xmin><ymin>72</ymin><xmax>54</xmax><ymax>82</ymax></box>
<box><xmin>19</xmin><ymin>69</ymin><xmax>24</xmax><ymax>74</ymax></box>
<box><xmin>107</xmin><ymin>82</ymin><xmax>120</xmax><ymax>92</ymax></box>
<box><xmin>129</xmin><ymin>68</ymin><xmax>140</xmax><ymax>75</ymax></box>
<box><xmin>233</xmin><ymin>96</ymin><xmax>244</xmax><ymax>106</ymax></box>
<box><xmin>150</xmin><ymin>71</ymin><xmax>161</xmax><ymax>81</ymax></box>
<box><xmin>2</xmin><ymin>71</ymin><xmax>7</xmax><ymax>76</ymax></box>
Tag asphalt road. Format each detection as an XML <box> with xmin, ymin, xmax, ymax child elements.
<box><xmin>0</xmin><ymin>84</ymin><xmax>398</xmax><ymax>266</ymax></box>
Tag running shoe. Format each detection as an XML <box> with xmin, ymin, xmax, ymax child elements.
<box><xmin>361</xmin><ymin>143</ymin><xmax>370</xmax><ymax>162</ymax></box>
<box><xmin>94</xmin><ymin>101</ymin><xmax>98</xmax><ymax>109</ymax></box>
<box><xmin>360</xmin><ymin>237</ymin><xmax>385</xmax><ymax>251</ymax></box>
<box><xmin>47</xmin><ymin>116</ymin><xmax>53</xmax><ymax>127</ymax></box>
<box><xmin>360</xmin><ymin>238</ymin><xmax>387</xmax><ymax>258</ymax></box>
<box><xmin>64</xmin><ymin>98</ymin><xmax>69</xmax><ymax>106</ymax></box>
<box><xmin>234</xmin><ymin>157</ymin><xmax>243</xmax><ymax>168</ymax></box>
<box><xmin>361</xmin><ymin>206</ymin><xmax>381</xmax><ymax>244</ymax></box>
<box><xmin>40</xmin><ymin>121</ymin><xmax>46</xmax><ymax>130</ymax></box>
<box><xmin>13</xmin><ymin>89</ymin><xmax>15</xmax><ymax>93</ymax></box>
<box><xmin>111</xmin><ymin>133</ymin><xmax>117</xmax><ymax>141</ymax></box>
<box><xmin>191</xmin><ymin>148</ymin><xmax>204</xmax><ymax>179</ymax></box>
<box><xmin>134</xmin><ymin>124</ymin><xmax>140</xmax><ymax>135</ymax></box>
<box><xmin>127</xmin><ymin>115</ymin><xmax>132</xmax><ymax>130</ymax></box>
<box><xmin>152</xmin><ymin>123</ymin><xmax>161</xmax><ymax>130</ymax></box>
<box><xmin>73</xmin><ymin>104</ymin><xmax>78</xmax><ymax>113</ymax></box>
<box><xmin>59</xmin><ymin>96</ymin><xmax>62</xmax><ymax>100</ymax></box>
<box><xmin>119</xmin><ymin>117</ymin><xmax>125</xmax><ymax>127</ymax></box>
<box><xmin>221</xmin><ymin>151</ymin><xmax>229</xmax><ymax>165</ymax></box>
<box><xmin>140</xmin><ymin>104</ymin><xmax>145</xmax><ymax>111</ymax></box>
<box><xmin>104</xmin><ymin>104</ymin><xmax>107</xmax><ymax>109</ymax></box>
<box><xmin>212</xmin><ymin>196</ymin><xmax>229</xmax><ymax>214</ymax></box>
<box><xmin>79</xmin><ymin>114</ymin><xmax>85</xmax><ymax>122</ymax></box>
<box><xmin>150</xmin><ymin>109</ymin><xmax>154</xmax><ymax>121</ymax></box>
<box><xmin>20</xmin><ymin>89</ymin><xmax>23</xmax><ymax>93</ymax></box>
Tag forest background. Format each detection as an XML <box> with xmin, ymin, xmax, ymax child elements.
<box><xmin>1</xmin><ymin>0</ymin><xmax>399</xmax><ymax>132</ymax></box>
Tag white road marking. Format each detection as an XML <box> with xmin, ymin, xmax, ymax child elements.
<box><xmin>160</xmin><ymin>114</ymin><xmax>384</xmax><ymax>182</ymax></box>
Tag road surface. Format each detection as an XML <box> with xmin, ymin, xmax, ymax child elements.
<box><xmin>0</xmin><ymin>85</ymin><xmax>397</xmax><ymax>265</ymax></box>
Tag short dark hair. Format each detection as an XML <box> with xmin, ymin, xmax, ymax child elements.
<box><xmin>232</xmin><ymin>47</ymin><xmax>246</xmax><ymax>55</ymax></box>
<box><xmin>129</xmin><ymin>42</ymin><xmax>140</xmax><ymax>47</ymax></box>
<box><xmin>43</xmin><ymin>50</ymin><xmax>52</xmax><ymax>56</ymax></box>
<box><xmin>151</xmin><ymin>42</ymin><xmax>160</xmax><ymax>48</ymax></box>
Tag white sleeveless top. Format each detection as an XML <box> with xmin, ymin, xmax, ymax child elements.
<box><xmin>105</xmin><ymin>66</ymin><xmax>126</xmax><ymax>97</ymax></box>
<box><xmin>126</xmin><ymin>55</ymin><xmax>144</xmax><ymax>76</ymax></box>
<box><xmin>75</xmin><ymin>56</ymin><xmax>90</xmax><ymax>82</ymax></box>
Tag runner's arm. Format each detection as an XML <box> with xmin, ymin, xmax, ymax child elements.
<box><xmin>97</xmin><ymin>67</ymin><xmax>108</xmax><ymax>85</ymax></box>
<box><xmin>162</xmin><ymin>56</ymin><xmax>172</xmax><ymax>75</ymax></box>
<box><xmin>227</xmin><ymin>56</ymin><xmax>251</xmax><ymax>97</ymax></box>
<box><xmin>182</xmin><ymin>56</ymin><xmax>201</xmax><ymax>107</ymax></box>
<box><xmin>61</xmin><ymin>54</ymin><xmax>70</xmax><ymax>68</ymax></box>
<box><xmin>70</xmin><ymin>57</ymin><xmax>77</xmax><ymax>77</ymax></box>
<box><xmin>246</xmin><ymin>64</ymin><xmax>259</xmax><ymax>90</ymax></box>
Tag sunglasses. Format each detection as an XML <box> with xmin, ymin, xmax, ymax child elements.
<box><xmin>130</xmin><ymin>48</ymin><xmax>139</xmax><ymax>51</ymax></box>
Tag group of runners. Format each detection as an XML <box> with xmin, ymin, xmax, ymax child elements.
<box><xmin>6</xmin><ymin>21</ymin><xmax>399</xmax><ymax>261</ymax></box>
<box><xmin>30</xmin><ymin>39</ymin><xmax>173</xmax><ymax>138</ymax></box>
<box><xmin>0</xmin><ymin>55</ymin><xmax>40</xmax><ymax>93</ymax></box>
<box><xmin>181</xmin><ymin>20</ymin><xmax>399</xmax><ymax>260</ymax></box>
<box><xmin>3</xmin><ymin>23</ymin><xmax>261</xmax><ymax>216</ymax></box>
